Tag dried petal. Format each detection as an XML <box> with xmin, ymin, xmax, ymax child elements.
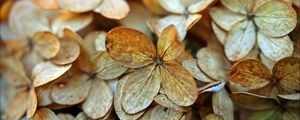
<box><xmin>4</xmin><ymin>91</ymin><xmax>28</xmax><ymax>120</ymax></box>
<box><xmin>231</xmin><ymin>92</ymin><xmax>276</xmax><ymax>110</ymax></box>
<box><xmin>225</xmin><ymin>21</ymin><xmax>256</xmax><ymax>61</ymax></box>
<box><xmin>33</xmin><ymin>0</ymin><xmax>60</xmax><ymax>9</ymax></box>
<box><xmin>228</xmin><ymin>59</ymin><xmax>271</xmax><ymax>90</ymax></box>
<box><xmin>32</xmin><ymin>61</ymin><xmax>72</xmax><ymax>87</ymax></box>
<box><xmin>36</xmin><ymin>83</ymin><xmax>53</xmax><ymax>106</ymax></box>
<box><xmin>56</xmin><ymin>0</ymin><xmax>101</xmax><ymax>12</ymax></box>
<box><xmin>32</xmin><ymin>31</ymin><xmax>60</xmax><ymax>59</ymax></box>
<box><xmin>278</xmin><ymin>93</ymin><xmax>300</xmax><ymax>100</ymax></box>
<box><xmin>248</xmin><ymin>108</ymin><xmax>281</xmax><ymax>120</ymax></box>
<box><xmin>157</xmin><ymin>0</ymin><xmax>185</xmax><ymax>14</ymax></box>
<box><xmin>106</xmin><ymin>27</ymin><xmax>156</xmax><ymax>68</ymax></box>
<box><xmin>142</xmin><ymin>0</ymin><xmax>168</xmax><ymax>15</ymax></box>
<box><xmin>26</xmin><ymin>89</ymin><xmax>37</xmax><ymax>118</ymax></box>
<box><xmin>83</xmin><ymin>80</ymin><xmax>113</xmax><ymax>119</ymax></box>
<box><xmin>122</xmin><ymin>64</ymin><xmax>161</xmax><ymax>114</ymax></box>
<box><xmin>212</xmin><ymin>90</ymin><xmax>234</xmax><ymax>120</ymax></box>
<box><xmin>199</xmin><ymin>82</ymin><xmax>226</xmax><ymax>93</ymax></box>
<box><xmin>94</xmin><ymin>0</ymin><xmax>130</xmax><ymax>19</ymax></box>
<box><xmin>57</xmin><ymin>113</ymin><xmax>74</xmax><ymax>120</ymax></box>
<box><xmin>139</xmin><ymin>105</ymin><xmax>184</xmax><ymax>120</ymax></box>
<box><xmin>154</xmin><ymin>94</ymin><xmax>188</xmax><ymax>112</ymax></box>
<box><xmin>221</xmin><ymin>0</ymin><xmax>254</xmax><ymax>14</ymax></box>
<box><xmin>187</xmin><ymin>0</ymin><xmax>214</xmax><ymax>13</ymax></box>
<box><xmin>203</xmin><ymin>114</ymin><xmax>224</xmax><ymax>120</ymax></box>
<box><xmin>51</xmin><ymin>74</ymin><xmax>91</xmax><ymax>105</ymax></box>
<box><xmin>283</xmin><ymin>108</ymin><xmax>300</xmax><ymax>120</ymax></box>
<box><xmin>160</xmin><ymin>61</ymin><xmax>198</xmax><ymax>106</ymax></box>
<box><xmin>32</xmin><ymin>108</ymin><xmax>59</xmax><ymax>120</ymax></box>
<box><xmin>257</xmin><ymin>32</ymin><xmax>293</xmax><ymax>61</ymax></box>
<box><xmin>211</xmin><ymin>22</ymin><xmax>227</xmax><ymax>45</ymax></box>
<box><xmin>259</xmin><ymin>53</ymin><xmax>276</xmax><ymax>70</ymax></box>
<box><xmin>182</xmin><ymin>59</ymin><xmax>214</xmax><ymax>83</ymax></box>
<box><xmin>74</xmin><ymin>112</ymin><xmax>91</xmax><ymax>120</ymax></box>
<box><xmin>84</xmin><ymin>31</ymin><xmax>106</xmax><ymax>54</ymax></box>
<box><xmin>254</xmin><ymin>0</ymin><xmax>297</xmax><ymax>37</ymax></box>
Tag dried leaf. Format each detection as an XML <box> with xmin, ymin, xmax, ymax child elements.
<box><xmin>122</xmin><ymin>64</ymin><xmax>161</xmax><ymax>114</ymax></box>
<box><xmin>82</xmin><ymin>80</ymin><xmax>113</xmax><ymax>119</ymax></box>
<box><xmin>228</xmin><ymin>59</ymin><xmax>271</xmax><ymax>90</ymax></box>
<box><xmin>94</xmin><ymin>0</ymin><xmax>130</xmax><ymax>19</ymax></box>
<box><xmin>51</xmin><ymin>74</ymin><xmax>91</xmax><ymax>105</ymax></box>
<box><xmin>154</xmin><ymin>94</ymin><xmax>188</xmax><ymax>112</ymax></box>
<box><xmin>106</xmin><ymin>27</ymin><xmax>156</xmax><ymax>68</ymax></box>
<box><xmin>225</xmin><ymin>21</ymin><xmax>256</xmax><ymax>61</ymax></box>
<box><xmin>26</xmin><ymin>88</ymin><xmax>37</xmax><ymax>118</ymax></box>
<box><xmin>160</xmin><ymin>61</ymin><xmax>198</xmax><ymax>106</ymax></box>
<box><xmin>231</xmin><ymin>92</ymin><xmax>276</xmax><ymax>110</ymax></box>
<box><xmin>32</xmin><ymin>31</ymin><xmax>60</xmax><ymax>59</ymax></box>
<box><xmin>56</xmin><ymin>0</ymin><xmax>101</xmax><ymax>12</ymax></box>
<box><xmin>212</xmin><ymin>89</ymin><xmax>234</xmax><ymax>120</ymax></box>
<box><xmin>182</xmin><ymin>59</ymin><xmax>214</xmax><ymax>83</ymax></box>
<box><xmin>32</xmin><ymin>61</ymin><xmax>72</xmax><ymax>87</ymax></box>
<box><xmin>32</xmin><ymin>108</ymin><xmax>59</xmax><ymax>120</ymax></box>
<box><xmin>254</xmin><ymin>0</ymin><xmax>297</xmax><ymax>37</ymax></box>
<box><xmin>257</xmin><ymin>32</ymin><xmax>293</xmax><ymax>61</ymax></box>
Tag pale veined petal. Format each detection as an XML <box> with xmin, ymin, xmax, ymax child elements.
<box><xmin>84</xmin><ymin>31</ymin><xmax>106</xmax><ymax>55</ymax></box>
<box><xmin>36</xmin><ymin>83</ymin><xmax>53</xmax><ymax>106</ymax></box>
<box><xmin>122</xmin><ymin>64</ymin><xmax>161</xmax><ymax>114</ymax></box>
<box><xmin>154</xmin><ymin>94</ymin><xmax>188</xmax><ymax>112</ymax></box>
<box><xmin>211</xmin><ymin>22</ymin><xmax>227</xmax><ymax>45</ymax></box>
<box><xmin>157</xmin><ymin>0</ymin><xmax>185</xmax><ymax>14</ymax></box>
<box><xmin>94</xmin><ymin>0</ymin><xmax>130</xmax><ymax>19</ymax></box>
<box><xmin>231</xmin><ymin>92</ymin><xmax>276</xmax><ymax>110</ymax></box>
<box><xmin>257</xmin><ymin>32</ymin><xmax>293</xmax><ymax>61</ymax></box>
<box><xmin>32</xmin><ymin>108</ymin><xmax>59</xmax><ymax>120</ymax></box>
<box><xmin>187</xmin><ymin>0</ymin><xmax>214</xmax><ymax>13</ymax></box>
<box><xmin>139</xmin><ymin>105</ymin><xmax>184</xmax><ymax>120</ymax></box>
<box><xmin>259</xmin><ymin>53</ymin><xmax>276</xmax><ymax>70</ymax></box>
<box><xmin>3</xmin><ymin>91</ymin><xmax>28</xmax><ymax>120</ymax></box>
<box><xmin>56</xmin><ymin>0</ymin><xmax>102</xmax><ymax>12</ymax></box>
<box><xmin>160</xmin><ymin>61</ymin><xmax>198</xmax><ymax>106</ymax></box>
<box><xmin>57</xmin><ymin>113</ymin><xmax>74</xmax><ymax>120</ymax></box>
<box><xmin>22</xmin><ymin>50</ymin><xmax>44</xmax><ymax>75</ymax></box>
<box><xmin>106</xmin><ymin>27</ymin><xmax>156</xmax><ymax>68</ymax></box>
<box><xmin>82</xmin><ymin>80</ymin><xmax>113</xmax><ymax>119</ymax></box>
<box><xmin>210</xmin><ymin>7</ymin><xmax>246</xmax><ymax>31</ymax></box>
<box><xmin>182</xmin><ymin>59</ymin><xmax>214</xmax><ymax>83</ymax></box>
<box><xmin>225</xmin><ymin>21</ymin><xmax>256</xmax><ymax>61</ymax></box>
<box><xmin>212</xmin><ymin>89</ymin><xmax>234</xmax><ymax>120</ymax></box>
<box><xmin>32</xmin><ymin>61</ymin><xmax>72</xmax><ymax>87</ymax></box>
<box><xmin>32</xmin><ymin>31</ymin><xmax>60</xmax><ymax>59</ymax></box>
<box><xmin>221</xmin><ymin>0</ymin><xmax>254</xmax><ymax>14</ymax></box>
<box><xmin>26</xmin><ymin>88</ymin><xmax>37</xmax><ymax>118</ymax></box>
<box><xmin>254</xmin><ymin>0</ymin><xmax>297</xmax><ymax>37</ymax></box>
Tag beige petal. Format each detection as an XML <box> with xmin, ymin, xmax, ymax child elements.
<box><xmin>22</xmin><ymin>50</ymin><xmax>44</xmax><ymax>75</ymax></box>
<box><xmin>3</xmin><ymin>91</ymin><xmax>28</xmax><ymax>120</ymax></box>
<box><xmin>221</xmin><ymin>0</ymin><xmax>254</xmax><ymax>14</ymax></box>
<box><xmin>32</xmin><ymin>108</ymin><xmax>59</xmax><ymax>120</ymax></box>
<box><xmin>51</xmin><ymin>30</ymin><xmax>80</xmax><ymax>65</ymax></box>
<box><xmin>26</xmin><ymin>89</ymin><xmax>37</xmax><ymax>118</ymax></box>
<box><xmin>198</xmin><ymin>82</ymin><xmax>226</xmax><ymax>94</ymax></box>
<box><xmin>157</xmin><ymin>0</ymin><xmax>185</xmax><ymax>13</ymax></box>
<box><xmin>211</xmin><ymin>22</ymin><xmax>227</xmax><ymax>45</ymax></box>
<box><xmin>94</xmin><ymin>52</ymin><xmax>128</xmax><ymax>80</ymax></box>
<box><xmin>94</xmin><ymin>0</ymin><xmax>130</xmax><ymax>19</ymax></box>
<box><xmin>8</xmin><ymin>0</ymin><xmax>50</xmax><ymax>37</ymax></box>
<box><xmin>122</xmin><ymin>64</ymin><xmax>161</xmax><ymax>114</ymax></box>
<box><xmin>157</xmin><ymin>25</ymin><xmax>184</xmax><ymax>61</ymax></box>
<box><xmin>273</xmin><ymin>57</ymin><xmax>300</xmax><ymax>94</ymax></box>
<box><xmin>74</xmin><ymin>112</ymin><xmax>91</xmax><ymax>120</ymax></box>
<box><xmin>228</xmin><ymin>59</ymin><xmax>272</xmax><ymax>90</ymax></box>
<box><xmin>225</xmin><ymin>21</ymin><xmax>256</xmax><ymax>61</ymax></box>
<box><xmin>57</xmin><ymin>113</ymin><xmax>74</xmax><ymax>120</ymax></box>
<box><xmin>212</xmin><ymin>90</ymin><xmax>234</xmax><ymax>120</ymax></box>
<box><xmin>197</xmin><ymin>48</ymin><xmax>227</xmax><ymax>81</ymax></box>
<box><xmin>32</xmin><ymin>61</ymin><xmax>72</xmax><ymax>87</ymax></box>
<box><xmin>84</xmin><ymin>31</ymin><xmax>106</xmax><ymax>54</ymax></box>
<box><xmin>182</xmin><ymin>59</ymin><xmax>214</xmax><ymax>83</ymax></box>
<box><xmin>51</xmin><ymin>74</ymin><xmax>91</xmax><ymax>105</ymax></box>
<box><xmin>139</xmin><ymin>105</ymin><xmax>184</xmax><ymax>120</ymax></box>
<box><xmin>56</xmin><ymin>0</ymin><xmax>101</xmax><ymax>12</ymax></box>
<box><xmin>160</xmin><ymin>61</ymin><xmax>198</xmax><ymax>106</ymax></box>
<box><xmin>33</xmin><ymin>0</ymin><xmax>60</xmax><ymax>10</ymax></box>
<box><xmin>278</xmin><ymin>93</ymin><xmax>300</xmax><ymax>100</ymax></box>
<box><xmin>142</xmin><ymin>0</ymin><xmax>168</xmax><ymax>15</ymax></box>
<box><xmin>106</xmin><ymin>27</ymin><xmax>156</xmax><ymax>68</ymax></box>
<box><xmin>242</xmin><ymin>43</ymin><xmax>260</xmax><ymax>60</ymax></box>
<box><xmin>259</xmin><ymin>53</ymin><xmax>276</xmax><ymax>70</ymax></box>
<box><xmin>257</xmin><ymin>32</ymin><xmax>293</xmax><ymax>61</ymax></box>
<box><xmin>83</xmin><ymin>80</ymin><xmax>113</xmax><ymax>119</ymax></box>
<box><xmin>0</xmin><ymin>23</ymin><xmax>20</xmax><ymax>41</ymax></box>
<box><xmin>231</xmin><ymin>92</ymin><xmax>276</xmax><ymax>110</ymax></box>
<box><xmin>293</xmin><ymin>0</ymin><xmax>300</xmax><ymax>7</ymax></box>
<box><xmin>114</xmin><ymin>75</ymin><xmax>144</xmax><ymax>120</ymax></box>
<box><xmin>52</xmin><ymin>12</ymin><xmax>93</xmax><ymax>36</ymax></box>
<box><xmin>254</xmin><ymin>0</ymin><xmax>297</xmax><ymax>37</ymax></box>
<box><xmin>107</xmin><ymin>79</ymin><xmax>118</xmax><ymax>94</ymax></box>
<box><xmin>203</xmin><ymin>114</ymin><xmax>224</xmax><ymax>120</ymax></box>
<box><xmin>32</xmin><ymin>31</ymin><xmax>60</xmax><ymax>59</ymax></box>
<box><xmin>187</xmin><ymin>0</ymin><xmax>214</xmax><ymax>13</ymax></box>
<box><xmin>36</xmin><ymin>83</ymin><xmax>53</xmax><ymax>106</ymax></box>
<box><xmin>154</xmin><ymin>94</ymin><xmax>188</xmax><ymax>112</ymax></box>
<box><xmin>210</xmin><ymin>7</ymin><xmax>245</xmax><ymax>31</ymax></box>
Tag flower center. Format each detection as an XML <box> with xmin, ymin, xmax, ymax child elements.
<box><xmin>247</xmin><ymin>13</ymin><xmax>255</xmax><ymax>20</ymax></box>
<box><xmin>154</xmin><ymin>57</ymin><xmax>163</xmax><ymax>66</ymax></box>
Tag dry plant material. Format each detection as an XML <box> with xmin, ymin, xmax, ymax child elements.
<box><xmin>229</xmin><ymin>57</ymin><xmax>300</xmax><ymax>98</ymax></box>
<box><xmin>32</xmin><ymin>108</ymin><xmax>59</xmax><ymax>120</ymax></box>
<box><xmin>139</xmin><ymin>104</ymin><xmax>185</xmax><ymax>120</ymax></box>
<box><xmin>210</xmin><ymin>0</ymin><xmax>297</xmax><ymax>61</ymax></box>
<box><xmin>147</xmin><ymin>0</ymin><xmax>214</xmax><ymax>40</ymax></box>
<box><xmin>106</xmin><ymin>25</ymin><xmax>198</xmax><ymax>114</ymax></box>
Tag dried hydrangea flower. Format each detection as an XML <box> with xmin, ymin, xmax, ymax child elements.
<box><xmin>147</xmin><ymin>0</ymin><xmax>215</xmax><ymax>40</ymax></box>
<box><xmin>210</xmin><ymin>0</ymin><xmax>297</xmax><ymax>61</ymax></box>
<box><xmin>229</xmin><ymin>57</ymin><xmax>300</xmax><ymax>98</ymax></box>
<box><xmin>106</xmin><ymin>25</ymin><xmax>198</xmax><ymax>114</ymax></box>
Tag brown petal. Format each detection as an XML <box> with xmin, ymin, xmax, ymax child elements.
<box><xmin>106</xmin><ymin>27</ymin><xmax>156</xmax><ymax>68</ymax></box>
<box><xmin>94</xmin><ymin>52</ymin><xmax>128</xmax><ymax>80</ymax></box>
<box><xmin>157</xmin><ymin>25</ymin><xmax>185</xmax><ymax>61</ymax></box>
<box><xmin>94</xmin><ymin>0</ymin><xmax>130</xmax><ymax>19</ymax></box>
<box><xmin>254</xmin><ymin>0</ymin><xmax>297</xmax><ymax>37</ymax></box>
<box><xmin>32</xmin><ymin>108</ymin><xmax>59</xmax><ymax>120</ymax></box>
<box><xmin>212</xmin><ymin>90</ymin><xmax>234</xmax><ymax>120</ymax></box>
<box><xmin>26</xmin><ymin>88</ymin><xmax>37</xmax><ymax>118</ymax></box>
<box><xmin>142</xmin><ymin>0</ymin><xmax>168</xmax><ymax>15</ymax></box>
<box><xmin>83</xmin><ymin>80</ymin><xmax>113</xmax><ymax>119</ymax></box>
<box><xmin>182</xmin><ymin>59</ymin><xmax>214</xmax><ymax>83</ymax></box>
<box><xmin>57</xmin><ymin>113</ymin><xmax>75</xmax><ymax>120</ymax></box>
<box><xmin>225</xmin><ymin>21</ymin><xmax>256</xmax><ymax>61</ymax></box>
<box><xmin>114</xmin><ymin>75</ymin><xmax>145</xmax><ymax>120</ymax></box>
<box><xmin>139</xmin><ymin>105</ymin><xmax>184</xmax><ymax>120</ymax></box>
<box><xmin>231</xmin><ymin>92</ymin><xmax>276</xmax><ymax>110</ymax></box>
<box><xmin>56</xmin><ymin>0</ymin><xmax>102</xmax><ymax>12</ymax></box>
<box><xmin>32</xmin><ymin>61</ymin><xmax>72</xmax><ymax>87</ymax></box>
<box><xmin>273</xmin><ymin>57</ymin><xmax>300</xmax><ymax>94</ymax></box>
<box><xmin>154</xmin><ymin>94</ymin><xmax>188</xmax><ymax>112</ymax></box>
<box><xmin>228</xmin><ymin>59</ymin><xmax>272</xmax><ymax>90</ymax></box>
<box><xmin>32</xmin><ymin>31</ymin><xmax>60</xmax><ymax>59</ymax></box>
<box><xmin>160</xmin><ymin>61</ymin><xmax>198</xmax><ymax>106</ymax></box>
<box><xmin>122</xmin><ymin>64</ymin><xmax>161</xmax><ymax>114</ymax></box>
<box><xmin>3</xmin><ymin>91</ymin><xmax>28</xmax><ymax>120</ymax></box>
<box><xmin>203</xmin><ymin>114</ymin><xmax>224</xmax><ymax>120</ymax></box>
<box><xmin>51</xmin><ymin>29</ymin><xmax>80</xmax><ymax>65</ymax></box>
<box><xmin>51</xmin><ymin>74</ymin><xmax>91</xmax><ymax>105</ymax></box>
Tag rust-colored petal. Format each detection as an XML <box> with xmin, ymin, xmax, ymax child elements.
<box><xmin>32</xmin><ymin>31</ymin><xmax>60</xmax><ymax>59</ymax></box>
